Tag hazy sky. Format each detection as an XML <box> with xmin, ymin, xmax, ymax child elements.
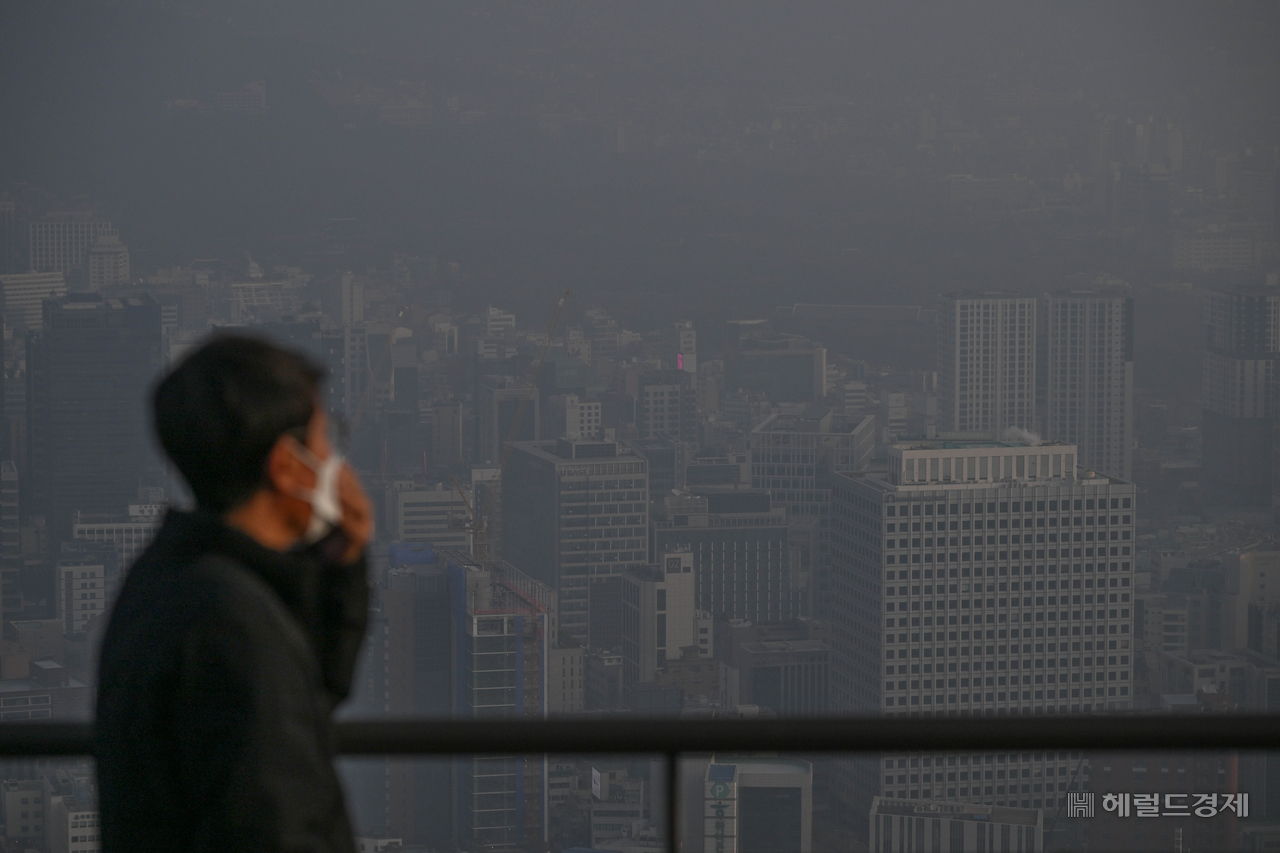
<box><xmin>1</xmin><ymin>1</ymin><xmax>1275</xmax><ymax>344</ymax></box>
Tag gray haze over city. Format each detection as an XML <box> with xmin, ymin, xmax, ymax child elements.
<box><xmin>1</xmin><ymin>2</ymin><xmax>1278</xmax><ymax>851</ymax></box>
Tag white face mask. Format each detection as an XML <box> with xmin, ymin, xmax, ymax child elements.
<box><xmin>289</xmin><ymin>441</ymin><xmax>345</xmax><ymax>544</ymax></box>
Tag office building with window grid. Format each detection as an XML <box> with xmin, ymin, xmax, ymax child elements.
<box><xmin>27</xmin><ymin>213</ymin><xmax>113</xmax><ymax>275</ymax></box>
<box><xmin>502</xmin><ymin>438</ymin><xmax>648</xmax><ymax>648</ymax></box>
<box><xmin>637</xmin><ymin>368</ymin><xmax>698</xmax><ymax>444</ymax></box>
<box><xmin>388</xmin><ymin>482</ymin><xmax>473</xmax><ymax>554</ymax></box>
<box><xmin>1200</xmin><ymin>283</ymin><xmax>1280</xmax><ymax>506</ymax></box>
<box><xmin>869</xmin><ymin>797</ymin><xmax>1042</xmax><ymax>853</ymax></box>
<box><xmin>444</xmin><ymin>553</ymin><xmax>552</xmax><ymax>851</ymax></box>
<box><xmin>750</xmin><ymin>408</ymin><xmax>874</xmax><ymax>619</ymax></box>
<box><xmin>1042</xmin><ymin>292</ymin><xmax>1135</xmax><ymax>481</ymax></box>
<box><xmin>27</xmin><ymin>293</ymin><xmax>162</xmax><ymax>536</ymax></box>
<box><xmin>830</xmin><ymin>439</ymin><xmax>1135</xmax><ymax>812</ymax></box>
<box><xmin>938</xmin><ymin>293</ymin><xmax>1038</xmax><ymax>436</ymax></box>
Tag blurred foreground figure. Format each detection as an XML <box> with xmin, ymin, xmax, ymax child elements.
<box><xmin>96</xmin><ymin>333</ymin><xmax>372</xmax><ymax>853</ymax></box>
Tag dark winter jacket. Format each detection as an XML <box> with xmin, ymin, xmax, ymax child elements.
<box><xmin>95</xmin><ymin>508</ymin><xmax>369</xmax><ymax>853</ymax></box>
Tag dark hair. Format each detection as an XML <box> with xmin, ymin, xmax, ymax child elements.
<box><xmin>152</xmin><ymin>333</ymin><xmax>325</xmax><ymax>512</ymax></box>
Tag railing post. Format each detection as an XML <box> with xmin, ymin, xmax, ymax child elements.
<box><xmin>666</xmin><ymin>750</ymin><xmax>679</xmax><ymax>853</ymax></box>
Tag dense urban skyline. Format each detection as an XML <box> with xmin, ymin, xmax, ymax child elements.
<box><xmin>1</xmin><ymin>2</ymin><xmax>1278</xmax><ymax>851</ymax></box>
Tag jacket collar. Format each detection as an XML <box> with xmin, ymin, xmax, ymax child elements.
<box><xmin>156</xmin><ymin>507</ymin><xmax>323</xmax><ymax>629</ymax></box>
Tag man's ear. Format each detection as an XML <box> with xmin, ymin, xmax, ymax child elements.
<box><xmin>265</xmin><ymin>436</ymin><xmax>311</xmax><ymax>496</ymax></box>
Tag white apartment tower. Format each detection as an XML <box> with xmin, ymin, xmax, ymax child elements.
<box><xmin>830</xmin><ymin>439</ymin><xmax>1136</xmax><ymax>813</ymax></box>
<box><xmin>1042</xmin><ymin>292</ymin><xmax>1135</xmax><ymax>480</ymax></box>
<box><xmin>938</xmin><ymin>294</ymin><xmax>1038</xmax><ymax>436</ymax></box>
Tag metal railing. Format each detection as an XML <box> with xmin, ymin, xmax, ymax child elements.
<box><xmin>5</xmin><ymin>715</ymin><xmax>1280</xmax><ymax>851</ymax></box>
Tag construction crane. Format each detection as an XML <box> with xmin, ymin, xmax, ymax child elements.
<box><xmin>450</xmin><ymin>289</ymin><xmax>571</xmax><ymax>562</ymax></box>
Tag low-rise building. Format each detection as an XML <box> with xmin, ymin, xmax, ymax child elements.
<box><xmin>549</xmin><ymin>642</ymin><xmax>586</xmax><ymax>714</ymax></box>
<box><xmin>2</xmin><ymin>778</ymin><xmax>45</xmax><ymax>839</ymax></box>
<box><xmin>703</xmin><ymin>758</ymin><xmax>813</xmax><ymax>853</ymax></box>
<box><xmin>586</xmin><ymin>648</ymin><xmax>623</xmax><ymax>711</ymax></box>
<box><xmin>71</xmin><ymin>503</ymin><xmax>164</xmax><ymax>568</ymax></box>
<box><xmin>869</xmin><ymin>797</ymin><xmax>1041</xmax><ymax>852</ymax></box>
<box><xmin>43</xmin><ymin>771</ymin><xmax>99</xmax><ymax>853</ymax></box>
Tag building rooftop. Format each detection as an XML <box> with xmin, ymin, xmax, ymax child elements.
<box><xmin>0</xmin><ymin>674</ymin><xmax>88</xmax><ymax>693</ymax></box>
<box><xmin>711</xmin><ymin>758</ymin><xmax>812</xmax><ymax>776</ymax></box>
<box><xmin>892</xmin><ymin>439</ymin><xmax>1074</xmax><ymax>451</ymax></box>
<box><xmin>741</xmin><ymin>639</ymin><xmax>830</xmax><ymax>654</ymax></box>
<box><xmin>872</xmin><ymin>797</ymin><xmax>1040</xmax><ymax>827</ymax></box>
<box><xmin>751</xmin><ymin>409</ymin><xmax>870</xmax><ymax>435</ymax></box>
<box><xmin>508</xmin><ymin>438</ymin><xmax>643</xmax><ymax>464</ymax></box>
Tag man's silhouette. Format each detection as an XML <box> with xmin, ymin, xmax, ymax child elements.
<box><xmin>96</xmin><ymin>334</ymin><xmax>372</xmax><ymax>853</ymax></box>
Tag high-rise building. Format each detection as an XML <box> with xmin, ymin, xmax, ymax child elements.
<box><xmin>444</xmin><ymin>553</ymin><xmax>552</xmax><ymax>850</ymax></box>
<box><xmin>673</xmin><ymin>319</ymin><xmax>697</xmax><ymax>373</ymax></box>
<box><xmin>830</xmin><ymin>439</ymin><xmax>1136</xmax><ymax>813</ymax></box>
<box><xmin>750</xmin><ymin>408</ymin><xmax>875</xmax><ymax>618</ymax></box>
<box><xmin>428</xmin><ymin>314</ymin><xmax>458</xmax><ymax>357</ymax></box>
<box><xmin>27</xmin><ymin>294</ymin><xmax>162</xmax><ymax>535</ymax></box>
<box><xmin>546</xmin><ymin>393</ymin><xmax>602</xmax><ymax>441</ymax></box>
<box><xmin>653</xmin><ymin>489</ymin><xmax>814</xmax><ymax>624</ymax></box>
<box><xmin>619</xmin><ymin>551</ymin><xmax>713</xmax><ymax>706</ymax></box>
<box><xmin>85</xmin><ymin>231</ymin><xmax>129</xmax><ymax>291</ymax></box>
<box><xmin>699</xmin><ymin>759</ymin><xmax>813</xmax><ymax>853</ymax></box>
<box><xmin>27</xmin><ymin>213</ymin><xmax>113</xmax><ymax>275</ymax></box>
<box><xmin>338</xmin><ymin>545</ymin><xmax>454</xmax><ymax>847</ymax></box>
<box><xmin>584</xmin><ymin>308</ymin><xmax>618</xmax><ymax>361</ymax></box>
<box><xmin>636</xmin><ymin>368</ymin><xmax>697</xmax><ymax>444</ymax></box>
<box><xmin>1042</xmin><ymin>291</ymin><xmax>1135</xmax><ymax>480</ymax></box>
<box><xmin>430</xmin><ymin>404</ymin><xmax>463</xmax><ymax>469</ymax></box>
<box><xmin>502</xmin><ymin>438</ymin><xmax>649</xmax><ymax>647</ymax></box>
<box><xmin>385</xmin><ymin>557</ymin><xmax>452</xmax><ymax>845</ymax></box>
<box><xmin>1200</xmin><ymin>283</ymin><xmax>1280</xmax><ymax>506</ymax></box>
<box><xmin>387</xmin><ymin>482</ymin><xmax>473</xmax><ymax>553</ymax></box>
<box><xmin>1</xmin><ymin>462</ymin><xmax>18</xmax><ymax>615</ymax></box>
<box><xmin>547</xmin><ymin>642</ymin><xmax>585</xmax><ymax>713</ymax></box>
<box><xmin>340</xmin><ymin>272</ymin><xmax>365</xmax><ymax>325</ymax></box>
<box><xmin>259</xmin><ymin>321</ymin><xmax>367</xmax><ymax>425</ymax></box>
<box><xmin>540</xmin><ymin>353</ymin><xmax>592</xmax><ymax>404</ymax></box>
<box><xmin>0</xmin><ymin>193</ymin><xmax>25</xmax><ymax>274</ymax></box>
<box><xmin>1087</xmin><ymin>736</ymin><xmax>1242</xmax><ymax>853</ymax></box>
<box><xmin>215</xmin><ymin>81</ymin><xmax>267</xmax><ymax>114</ymax></box>
<box><xmin>1172</xmin><ymin>230</ymin><xmax>1259</xmax><ymax>271</ymax></box>
<box><xmin>717</xmin><ymin>619</ymin><xmax>831</xmax><ymax>716</ymax></box>
<box><xmin>477</xmin><ymin>378</ymin><xmax>539</xmax><ymax>465</ymax></box>
<box><xmin>728</xmin><ymin>338</ymin><xmax>827</xmax><ymax>404</ymax></box>
<box><xmin>484</xmin><ymin>305</ymin><xmax>515</xmax><ymax>337</ymax></box>
<box><xmin>54</xmin><ymin>542</ymin><xmax>117</xmax><ymax>640</ymax></box>
<box><xmin>627</xmin><ymin>436</ymin><xmax>686</xmax><ymax>503</ymax></box>
<box><xmin>938</xmin><ymin>293</ymin><xmax>1038</xmax><ymax>436</ymax></box>
<box><xmin>0</xmin><ymin>271</ymin><xmax>67</xmax><ymax>331</ymax></box>
<box><xmin>586</xmin><ymin>648</ymin><xmax>623</xmax><ymax>710</ymax></box>
<box><xmin>70</xmin><ymin>503</ymin><xmax>163</xmax><ymax>569</ymax></box>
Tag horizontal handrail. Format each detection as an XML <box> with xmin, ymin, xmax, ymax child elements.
<box><xmin>5</xmin><ymin>715</ymin><xmax>1280</xmax><ymax>757</ymax></box>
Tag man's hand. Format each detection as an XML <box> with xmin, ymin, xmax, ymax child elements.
<box><xmin>337</xmin><ymin>463</ymin><xmax>372</xmax><ymax>564</ymax></box>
